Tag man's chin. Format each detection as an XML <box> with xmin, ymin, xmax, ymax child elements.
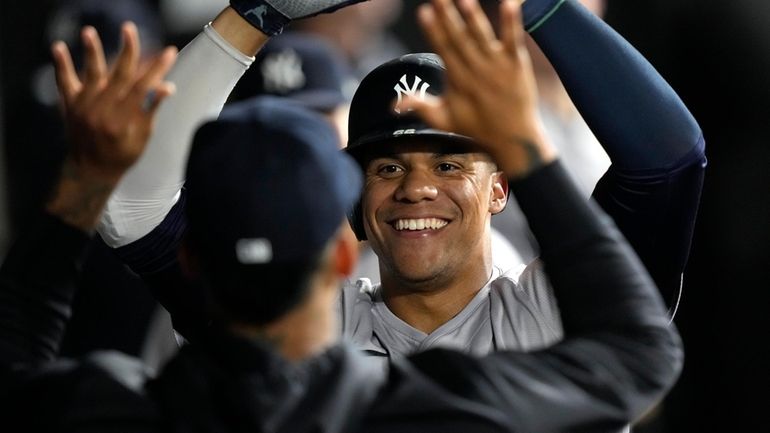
<box><xmin>385</xmin><ymin>262</ymin><xmax>452</xmax><ymax>291</ymax></box>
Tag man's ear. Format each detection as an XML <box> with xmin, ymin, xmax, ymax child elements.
<box><xmin>333</xmin><ymin>223</ymin><xmax>360</xmax><ymax>278</ymax></box>
<box><xmin>178</xmin><ymin>237</ymin><xmax>201</xmax><ymax>280</ymax></box>
<box><xmin>489</xmin><ymin>171</ymin><xmax>508</xmax><ymax>215</ymax></box>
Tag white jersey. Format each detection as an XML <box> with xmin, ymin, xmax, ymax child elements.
<box><xmin>339</xmin><ymin>260</ymin><xmax>562</xmax><ymax>359</ymax></box>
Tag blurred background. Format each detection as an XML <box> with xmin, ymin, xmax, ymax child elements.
<box><xmin>1</xmin><ymin>1</ymin><xmax>768</xmax><ymax>431</ymax></box>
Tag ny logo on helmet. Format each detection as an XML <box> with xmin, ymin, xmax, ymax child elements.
<box><xmin>393</xmin><ymin>74</ymin><xmax>430</xmax><ymax>114</ymax></box>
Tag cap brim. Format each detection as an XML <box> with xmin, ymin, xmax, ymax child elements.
<box><xmin>346</xmin><ymin>126</ymin><xmax>475</xmax><ymax>159</ymax></box>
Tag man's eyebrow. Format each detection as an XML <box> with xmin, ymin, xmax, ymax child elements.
<box><xmin>431</xmin><ymin>152</ymin><xmax>472</xmax><ymax>159</ymax></box>
<box><xmin>368</xmin><ymin>152</ymin><xmax>401</xmax><ymax>160</ymax></box>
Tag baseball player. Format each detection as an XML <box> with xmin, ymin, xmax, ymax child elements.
<box><xmin>338</xmin><ymin>0</ymin><xmax>706</xmax><ymax>357</ymax></box>
<box><xmin>0</xmin><ymin>5</ymin><xmax>682</xmax><ymax>430</ymax></box>
<box><xmin>95</xmin><ymin>0</ymin><xmax>704</xmax><ymax>360</ymax></box>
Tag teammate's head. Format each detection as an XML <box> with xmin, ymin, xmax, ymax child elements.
<box><xmin>230</xmin><ymin>32</ymin><xmax>354</xmax><ymax>113</ymax></box>
<box><xmin>346</xmin><ymin>54</ymin><xmax>507</xmax><ymax>289</ymax></box>
<box><xmin>184</xmin><ymin>96</ymin><xmax>361</xmax><ymax>359</ymax></box>
<box><xmin>228</xmin><ymin>32</ymin><xmax>356</xmax><ymax>147</ymax></box>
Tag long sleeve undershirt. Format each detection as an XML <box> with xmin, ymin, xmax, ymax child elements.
<box><xmin>97</xmin><ymin>24</ymin><xmax>254</xmax><ymax>248</ymax></box>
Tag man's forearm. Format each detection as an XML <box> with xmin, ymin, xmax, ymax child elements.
<box><xmin>528</xmin><ymin>0</ymin><xmax>702</xmax><ymax>171</ymax></box>
<box><xmin>45</xmin><ymin>159</ymin><xmax>120</xmax><ymax>232</ymax></box>
<box><xmin>0</xmin><ymin>213</ymin><xmax>90</xmax><ymax>366</ymax></box>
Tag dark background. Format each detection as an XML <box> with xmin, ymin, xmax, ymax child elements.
<box><xmin>2</xmin><ymin>1</ymin><xmax>768</xmax><ymax>431</ymax></box>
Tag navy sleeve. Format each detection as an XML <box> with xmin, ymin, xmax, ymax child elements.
<box><xmin>524</xmin><ymin>0</ymin><xmax>706</xmax><ymax>313</ymax></box>
<box><xmin>0</xmin><ymin>213</ymin><xmax>90</xmax><ymax>417</ymax></box>
<box><xmin>593</xmin><ymin>148</ymin><xmax>706</xmax><ymax>315</ymax></box>
<box><xmin>0</xmin><ymin>214</ymin><xmax>160</xmax><ymax>431</ymax></box>
<box><xmin>527</xmin><ymin>0</ymin><xmax>702</xmax><ymax>170</ymax></box>
<box><xmin>114</xmin><ymin>190</ymin><xmax>188</xmax><ymax>275</ymax></box>
<box><xmin>112</xmin><ymin>190</ymin><xmax>209</xmax><ymax>342</ymax></box>
<box><xmin>0</xmin><ymin>213</ymin><xmax>90</xmax><ymax>367</ymax></box>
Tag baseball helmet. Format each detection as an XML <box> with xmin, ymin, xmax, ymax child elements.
<box><xmin>345</xmin><ymin>53</ymin><xmax>474</xmax><ymax>241</ymax></box>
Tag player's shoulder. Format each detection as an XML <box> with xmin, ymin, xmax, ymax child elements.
<box><xmin>489</xmin><ymin>260</ymin><xmax>554</xmax><ymax>304</ymax></box>
<box><xmin>489</xmin><ymin>263</ymin><xmax>529</xmax><ymax>289</ymax></box>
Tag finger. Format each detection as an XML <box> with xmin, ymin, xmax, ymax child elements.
<box><xmin>106</xmin><ymin>22</ymin><xmax>141</xmax><ymax>98</ymax></box>
<box><xmin>432</xmin><ymin>0</ymin><xmax>486</xmax><ymax>67</ymax></box>
<box><xmin>126</xmin><ymin>46</ymin><xmax>178</xmax><ymax>111</ymax></box>
<box><xmin>51</xmin><ymin>41</ymin><xmax>82</xmax><ymax>104</ymax></box>
<box><xmin>81</xmin><ymin>26</ymin><xmax>108</xmax><ymax>87</ymax></box>
<box><xmin>500</xmin><ymin>0</ymin><xmax>527</xmax><ymax>59</ymax></box>
<box><xmin>457</xmin><ymin>0</ymin><xmax>497</xmax><ymax>52</ymax></box>
<box><xmin>417</xmin><ymin>4</ymin><xmax>471</xmax><ymax>89</ymax></box>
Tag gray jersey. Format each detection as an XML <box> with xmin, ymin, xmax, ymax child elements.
<box><xmin>339</xmin><ymin>260</ymin><xmax>563</xmax><ymax>359</ymax></box>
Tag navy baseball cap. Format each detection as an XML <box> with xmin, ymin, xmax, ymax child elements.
<box><xmin>346</xmin><ymin>53</ymin><xmax>473</xmax><ymax>158</ymax></box>
<box><xmin>185</xmin><ymin>96</ymin><xmax>362</xmax><ymax>322</ymax></box>
<box><xmin>229</xmin><ymin>32</ymin><xmax>355</xmax><ymax>113</ymax></box>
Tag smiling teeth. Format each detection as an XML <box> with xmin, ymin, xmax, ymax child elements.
<box><xmin>394</xmin><ymin>218</ymin><xmax>448</xmax><ymax>231</ymax></box>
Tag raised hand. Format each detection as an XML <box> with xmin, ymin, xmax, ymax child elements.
<box><xmin>400</xmin><ymin>0</ymin><xmax>557</xmax><ymax>179</ymax></box>
<box><xmin>46</xmin><ymin>22</ymin><xmax>178</xmax><ymax>230</ymax></box>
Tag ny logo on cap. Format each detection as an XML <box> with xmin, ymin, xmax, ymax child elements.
<box><xmin>236</xmin><ymin>238</ymin><xmax>273</xmax><ymax>264</ymax></box>
<box><xmin>262</xmin><ymin>49</ymin><xmax>306</xmax><ymax>93</ymax></box>
<box><xmin>393</xmin><ymin>74</ymin><xmax>430</xmax><ymax>114</ymax></box>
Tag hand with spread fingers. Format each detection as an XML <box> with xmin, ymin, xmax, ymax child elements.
<box><xmin>400</xmin><ymin>0</ymin><xmax>557</xmax><ymax>180</ymax></box>
<box><xmin>46</xmin><ymin>22</ymin><xmax>178</xmax><ymax>230</ymax></box>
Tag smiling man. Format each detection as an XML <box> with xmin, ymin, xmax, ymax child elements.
<box><xmin>359</xmin><ymin>141</ymin><xmax>505</xmax><ymax>333</ymax></box>
<box><xmin>339</xmin><ymin>51</ymin><xmax>564</xmax><ymax>356</ymax></box>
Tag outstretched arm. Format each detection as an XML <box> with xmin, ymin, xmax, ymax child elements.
<box><xmin>522</xmin><ymin>0</ymin><xmax>706</xmax><ymax>313</ymax></box>
<box><xmin>0</xmin><ymin>24</ymin><xmax>176</xmax><ymax>370</ymax></box>
<box><xmin>397</xmin><ymin>1</ymin><xmax>682</xmax><ymax>429</ymax></box>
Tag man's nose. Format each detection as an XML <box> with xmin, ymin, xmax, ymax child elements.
<box><xmin>394</xmin><ymin>168</ymin><xmax>439</xmax><ymax>203</ymax></box>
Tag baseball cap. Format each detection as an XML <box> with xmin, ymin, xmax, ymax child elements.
<box><xmin>229</xmin><ymin>32</ymin><xmax>356</xmax><ymax>113</ymax></box>
<box><xmin>346</xmin><ymin>53</ymin><xmax>473</xmax><ymax>158</ymax></box>
<box><xmin>185</xmin><ymin>96</ymin><xmax>362</xmax><ymax>323</ymax></box>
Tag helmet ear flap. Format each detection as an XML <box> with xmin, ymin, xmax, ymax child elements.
<box><xmin>347</xmin><ymin>200</ymin><xmax>367</xmax><ymax>241</ymax></box>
